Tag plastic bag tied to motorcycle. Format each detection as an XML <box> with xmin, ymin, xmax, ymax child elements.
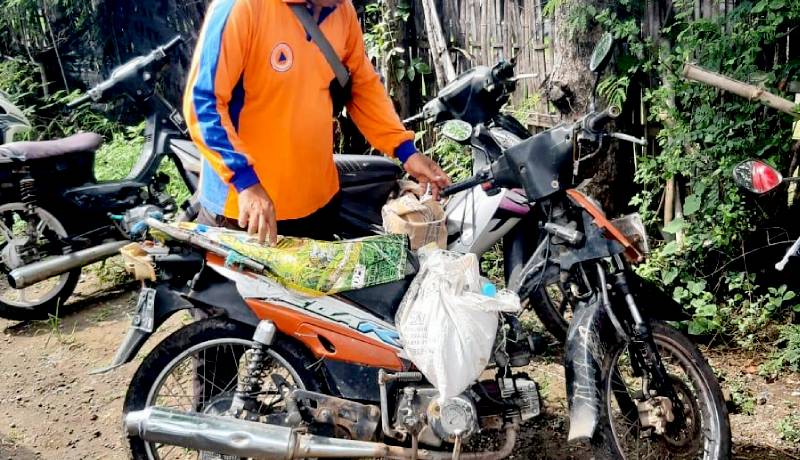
<box><xmin>396</xmin><ymin>247</ymin><xmax>522</xmax><ymax>401</ymax></box>
<box><xmin>167</xmin><ymin>223</ymin><xmax>409</xmax><ymax>296</ymax></box>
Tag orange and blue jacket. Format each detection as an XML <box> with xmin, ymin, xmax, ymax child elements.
<box><xmin>184</xmin><ymin>0</ymin><xmax>416</xmax><ymax>220</ymax></box>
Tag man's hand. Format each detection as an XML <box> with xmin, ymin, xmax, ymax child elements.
<box><xmin>403</xmin><ymin>153</ymin><xmax>451</xmax><ymax>200</ymax></box>
<box><xmin>238</xmin><ymin>184</ymin><xmax>278</xmax><ymax>246</ymax></box>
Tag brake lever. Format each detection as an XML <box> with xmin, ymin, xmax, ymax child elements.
<box><xmin>610</xmin><ymin>132</ymin><xmax>647</xmax><ymax>146</ymax></box>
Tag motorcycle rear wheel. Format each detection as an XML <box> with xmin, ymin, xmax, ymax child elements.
<box><xmin>124</xmin><ymin>317</ymin><xmax>322</xmax><ymax>460</ymax></box>
<box><xmin>592</xmin><ymin>321</ymin><xmax>731</xmax><ymax>460</ymax></box>
<box><xmin>0</xmin><ymin>203</ymin><xmax>80</xmax><ymax>321</ymax></box>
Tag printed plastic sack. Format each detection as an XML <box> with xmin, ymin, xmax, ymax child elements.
<box><xmin>396</xmin><ymin>248</ymin><xmax>521</xmax><ymax>401</ymax></box>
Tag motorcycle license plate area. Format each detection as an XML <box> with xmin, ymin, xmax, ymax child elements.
<box><xmin>131</xmin><ymin>287</ymin><xmax>156</xmax><ymax>333</ymax></box>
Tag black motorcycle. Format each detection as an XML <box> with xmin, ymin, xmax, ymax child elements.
<box><xmin>0</xmin><ymin>36</ymin><xmax>200</xmax><ymax>320</ymax></box>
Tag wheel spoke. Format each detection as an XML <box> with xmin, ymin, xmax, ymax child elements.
<box><xmin>143</xmin><ymin>336</ymin><xmax>307</xmax><ymax>460</ymax></box>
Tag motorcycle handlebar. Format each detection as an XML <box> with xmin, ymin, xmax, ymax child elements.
<box><xmin>440</xmin><ymin>169</ymin><xmax>492</xmax><ymax>197</ymax></box>
<box><xmin>585</xmin><ymin>105</ymin><xmax>622</xmax><ymax>132</ymax></box>
<box><xmin>66</xmin><ymin>94</ymin><xmax>92</xmax><ymax>108</ymax></box>
<box><xmin>66</xmin><ymin>35</ymin><xmax>183</xmax><ymax>108</ymax></box>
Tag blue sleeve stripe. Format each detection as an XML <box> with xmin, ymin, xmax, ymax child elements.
<box><xmin>192</xmin><ymin>0</ymin><xmax>256</xmax><ymax>191</ymax></box>
<box><xmin>395</xmin><ymin>140</ymin><xmax>417</xmax><ymax>163</ymax></box>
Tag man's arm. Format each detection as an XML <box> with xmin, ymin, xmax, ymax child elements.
<box><xmin>184</xmin><ymin>0</ymin><xmax>277</xmax><ymax>244</ymax></box>
<box><xmin>184</xmin><ymin>0</ymin><xmax>258</xmax><ymax>192</ymax></box>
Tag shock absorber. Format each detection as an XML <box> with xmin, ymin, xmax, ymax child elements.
<box><xmin>19</xmin><ymin>177</ymin><xmax>37</xmax><ymax>215</ymax></box>
<box><xmin>230</xmin><ymin>320</ymin><xmax>277</xmax><ymax>416</ymax></box>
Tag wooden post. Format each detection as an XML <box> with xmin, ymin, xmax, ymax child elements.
<box><xmin>420</xmin><ymin>0</ymin><xmax>456</xmax><ymax>86</ymax></box>
<box><xmin>683</xmin><ymin>63</ymin><xmax>799</xmax><ymax>117</ymax></box>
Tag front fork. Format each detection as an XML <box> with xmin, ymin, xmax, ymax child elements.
<box><xmin>603</xmin><ymin>256</ymin><xmax>685</xmax><ymax>426</ymax></box>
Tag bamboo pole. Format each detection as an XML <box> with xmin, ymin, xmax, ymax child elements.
<box><xmin>683</xmin><ymin>63</ymin><xmax>799</xmax><ymax>117</ymax></box>
<box><xmin>420</xmin><ymin>0</ymin><xmax>457</xmax><ymax>85</ymax></box>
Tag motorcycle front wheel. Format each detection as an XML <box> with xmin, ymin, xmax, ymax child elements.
<box><xmin>593</xmin><ymin>321</ymin><xmax>731</xmax><ymax>460</ymax></box>
<box><xmin>0</xmin><ymin>203</ymin><xmax>80</xmax><ymax>321</ymax></box>
<box><xmin>123</xmin><ymin>317</ymin><xmax>322</xmax><ymax>460</ymax></box>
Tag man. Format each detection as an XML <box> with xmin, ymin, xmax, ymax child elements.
<box><xmin>185</xmin><ymin>0</ymin><xmax>451</xmax><ymax>244</ymax></box>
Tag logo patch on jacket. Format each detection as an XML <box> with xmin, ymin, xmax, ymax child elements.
<box><xmin>270</xmin><ymin>43</ymin><xmax>294</xmax><ymax>72</ymax></box>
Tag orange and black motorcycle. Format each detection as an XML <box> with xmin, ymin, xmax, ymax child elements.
<box><xmin>112</xmin><ymin>35</ymin><xmax>730</xmax><ymax>460</ymax></box>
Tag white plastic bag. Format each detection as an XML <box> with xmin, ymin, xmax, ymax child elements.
<box><xmin>396</xmin><ymin>248</ymin><xmax>521</xmax><ymax>401</ymax></box>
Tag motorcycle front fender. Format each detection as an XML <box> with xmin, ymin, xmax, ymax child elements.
<box><xmin>564</xmin><ymin>295</ymin><xmax>622</xmax><ymax>442</ymax></box>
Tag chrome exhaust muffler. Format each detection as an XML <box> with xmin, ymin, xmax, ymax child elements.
<box><xmin>125</xmin><ymin>406</ymin><xmax>519</xmax><ymax>459</ymax></box>
<box><xmin>8</xmin><ymin>240</ymin><xmax>128</xmax><ymax>289</ymax></box>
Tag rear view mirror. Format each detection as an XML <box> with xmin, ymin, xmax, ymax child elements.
<box><xmin>589</xmin><ymin>33</ymin><xmax>615</xmax><ymax>74</ymax></box>
<box><xmin>733</xmin><ymin>160</ymin><xmax>783</xmax><ymax>194</ymax></box>
<box><xmin>440</xmin><ymin>120</ymin><xmax>473</xmax><ymax>143</ymax></box>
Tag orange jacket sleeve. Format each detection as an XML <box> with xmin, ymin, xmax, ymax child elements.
<box><xmin>184</xmin><ymin>0</ymin><xmax>259</xmax><ymax>192</ymax></box>
<box><xmin>342</xmin><ymin>1</ymin><xmax>416</xmax><ymax>160</ymax></box>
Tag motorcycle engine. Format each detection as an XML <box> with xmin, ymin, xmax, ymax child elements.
<box><xmin>394</xmin><ymin>388</ymin><xmax>478</xmax><ymax>446</ymax></box>
<box><xmin>393</xmin><ymin>377</ymin><xmax>540</xmax><ymax>447</ymax></box>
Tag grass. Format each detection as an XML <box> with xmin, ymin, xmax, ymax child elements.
<box><xmin>759</xmin><ymin>324</ymin><xmax>800</xmax><ymax>379</ymax></box>
<box><xmin>93</xmin><ymin>123</ymin><xmax>192</xmax><ymax>205</ymax></box>
<box><xmin>726</xmin><ymin>377</ymin><xmax>756</xmax><ymax>416</ymax></box>
<box><xmin>778</xmin><ymin>414</ymin><xmax>800</xmax><ymax>444</ymax></box>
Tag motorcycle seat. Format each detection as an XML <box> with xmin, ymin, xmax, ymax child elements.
<box><xmin>0</xmin><ymin>132</ymin><xmax>103</xmax><ymax>162</ymax></box>
<box><xmin>334</xmin><ymin>154</ymin><xmax>402</xmax><ymax>185</ymax></box>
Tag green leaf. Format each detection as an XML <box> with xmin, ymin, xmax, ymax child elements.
<box><xmin>662</xmin><ymin>268</ymin><xmax>679</xmax><ymax>285</ymax></box>
<box><xmin>662</xmin><ymin>241</ymin><xmax>680</xmax><ymax>256</ymax></box>
<box><xmin>683</xmin><ymin>193</ymin><xmax>701</xmax><ymax>216</ymax></box>
<box><xmin>696</xmin><ymin>304</ymin><xmax>717</xmax><ymax>317</ymax></box>
<box><xmin>751</xmin><ymin>0</ymin><xmax>767</xmax><ymax>13</ymax></box>
<box><xmin>415</xmin><ymin>62</ymin><xmax>431</xmax><ymax>75</ymax></box>
<box><xmin>663</xmin><ymin>218</ymin><xmax>687</xmax><ymax>235</ymax></box>
<box><xmin>395</xmin><ymin>67</ymin><xmax>406</xmax><ymax>81</ymax></box>
<box><xmin>769</xmin><ymin>0</ymin><xmax>785</xmax><ymax>9</ymax></box>
<box><xmin>687</xmin><ymin>279</ymin><xmax>707</xmax><ymax>295</ymax></box>
<box><xmin>407</xmin><ymin>66</ymin><xmax>416</xmax><ymax>82</ymax></box>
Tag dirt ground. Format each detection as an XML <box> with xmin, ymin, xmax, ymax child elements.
<box><xmin>0</xmin><ymin>275</ymin><xmax>798</xmax><ymax>459</ymax></box>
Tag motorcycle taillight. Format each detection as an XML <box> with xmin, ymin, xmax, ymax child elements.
<box><xmin>752</xmin><ymin>161</ymin><xmax>782</xmax><ymax>193</ymax></box>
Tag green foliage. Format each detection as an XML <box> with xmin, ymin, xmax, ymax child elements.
<box><xmin>759</xmin><ymin>325</ymin><xmax>800</xmax><ymax>378</ymax></box>
<box><xmin>480</xmin><ymin>243</ymin><xmax>505</xmax><ymax>286</ymax></box>
<box><xmin>510</xmin><ymin>93</ymin><xmax>543</xmax><ymax>126</ymax></box>
<box><xmin>726</xmin><ymin>377</ymin><xmax>756</xmax><ymax>416</ymax></box>
<box><xmin>363</xmin><ymin>0</ymin><xmax>429</xmax><ymax>90</ymax></box>
<box><xmin>427</xmin><ymin>134</ymin><xmax>471</xmax><ymax>182</ymax></box>
<box><xmin>628</xmin><ymin>0</ymin><xmax>800</xmax><ymax>341</ymax></box>
<box><xmin>778</xmin><ymin>414</ymin><xmax>800</xmax><ymax>444</ymax></box>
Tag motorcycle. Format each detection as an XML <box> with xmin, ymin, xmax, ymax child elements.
<box><xmin>0</xmin><ymin>36</ymin><xmax>201</xmax><ymax>320</ymax></box>
<box><xmin>733</xmin><ymin>159</ymin><xmax>800</xmax><ymax>270</ymax></box>
<box><xmin>117</xmin><ymin>34</ymin><xmax>730</xmax><ymax>459</ymax></box>
<box><xmin>0</xmin><ymin>91</ymin><xmax>31</xmax><ymax>144</ymax></box>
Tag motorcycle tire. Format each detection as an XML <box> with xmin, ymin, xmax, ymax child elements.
<box><xmin>527</xmin><ymin>284</ymin><xmax>570</xmax><ymax>342</ymax></box>
<box><xmin>591</xmin><ymin>321</ymin><xmax>731</xmax><ymax>460</ymax></box>
<box><xmin>0</xmin><ymin>203</ymin><xmax>81</xmax><ymax>321</ymax></box>
<box><xmin>124</xmin><ymin>317</ymin><xmax>322</xmax><ymax>460</ymax></box>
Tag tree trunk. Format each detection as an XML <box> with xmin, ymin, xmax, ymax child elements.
<box><xmin>547</xmin><ymin>0</ymin><xmax>625</xmax><ymax>214</ymax></box>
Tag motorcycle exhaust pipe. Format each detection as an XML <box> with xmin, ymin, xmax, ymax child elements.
<box><xmin>125</xmin><ymin>407</ymin><xmax>519</xmax><ymax>460</ymax></box>
<box><xmin>8</xmin><ymin>240</ymin><xmax>128</xmax><ymax>289</ymax></box>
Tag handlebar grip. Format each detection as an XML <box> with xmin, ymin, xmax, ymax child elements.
<box><xmin>162</xmin><ymin>35</ymin><xmax>183</xmax><ymax>52</ymax></box>
<box><xmin>441</xmin><ymin>170</ymin><xmax>491</xmax><ymax>197</ymax></box>
<box><xmin>586</xmin><ymin>105</ymin><xmax>622</xmax><ymax>131</ymax></box>
<box><xmin>66</xmin><ymin>94</ymin><xmax>92</xmax><ymax>108</ymax></box>
<box><xmin>441</xmin><ymin>179</ymin><xmax>479</xmax><ymax>197</ymax></box>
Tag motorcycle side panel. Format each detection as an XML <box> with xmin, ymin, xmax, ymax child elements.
<box><xmin>206</xmin><ymin>261</ymin><xmax>404</xmax><ymax>371</ymax></box>
<box><xmin>564</xmin><ymin>296</ymin><xmax>622</xmax><ymax>442</ymax></box>
<box><xmin>445</xmin><ymin>186</ymin><xmax>523</xmax><ymax>255</ymax></box>
<box><xmin>246</xmin><ymin>299</ymin><xmax>404</xmax><ymax>371</ymax></box>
